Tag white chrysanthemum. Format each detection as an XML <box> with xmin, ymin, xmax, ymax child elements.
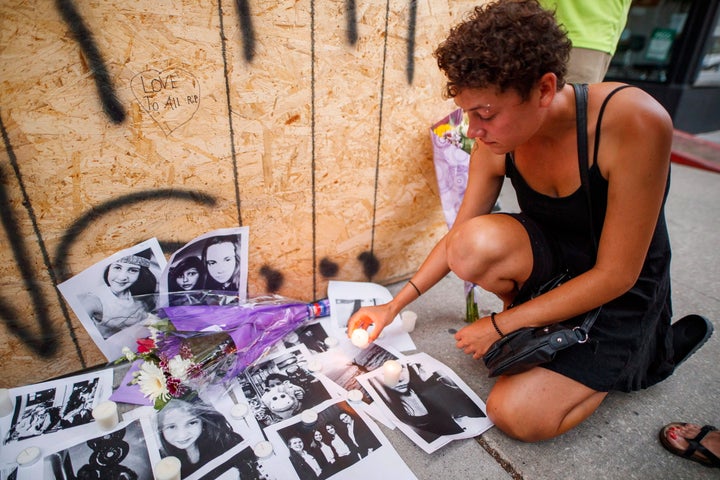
<box><xmin>167</xmin><ymin>355</ymin><xmax>193</xmax><ymax>381</ymax></box>
<box><xmin>121</xmin><ymin>346</ymin><xmax>136</xmax><ymax>362</ymax></box>
<box><xmin>137</xmin><ymin>362</ymin><xmax>169</xmax><ymax>402</ymax></box>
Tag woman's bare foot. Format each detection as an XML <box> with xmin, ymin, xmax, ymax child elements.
<box><xmin>659</xmin><ymin>422</ymin><xmax>720</xmax><ymax>468</ymax></box>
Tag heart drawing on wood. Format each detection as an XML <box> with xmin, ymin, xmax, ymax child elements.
<box><xmin>130</xmin><ymin>67</ymin><xmax>201</xmax><ymax>135</ymax></box>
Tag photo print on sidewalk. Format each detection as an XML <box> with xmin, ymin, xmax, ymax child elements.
<box><xmin>43</xmin><ymin>419</ymin><xmax>152</xmax><ymax>480</ymax></box>
<box><xmin>0</xmin><ymin>369</ymin><xmax>114</xmax><ymax>465</ymax></box>
<box><xmin>357</xmin><ymin>352</ymin><xmax>493</xmax><ymax>453</ymax></box>
<box><xmin>264</xmin><ymin>398</ymin><xmax>418</xmax><ymax>480</ymax></box>
<box><xmin>234</xmin><ymin>344</ymin><xmax>339</xmax><ymax>429</ymax></box>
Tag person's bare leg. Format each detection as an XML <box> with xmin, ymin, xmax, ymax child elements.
<box><xmin>446</xmin><ymin>214</ymin><xmax>533</xmax><ymax>308</ymax></box>
<box><xmin>486</xmin><ymin>367</ymin><xmax>607</xmax><ymax>442</ymax></box>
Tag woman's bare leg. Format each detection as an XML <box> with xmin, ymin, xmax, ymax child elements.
<box><xmin>487</xmin><ymin>367</ymin><xmax>607</xmax><ymax>442</ymax></box>
<box><xmin>446</xmin><ymin>214</ymin><xmax>533</xmax><ymax>308</ymax></box>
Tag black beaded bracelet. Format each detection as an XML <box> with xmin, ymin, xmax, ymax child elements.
<box><xmin>408</xmin><ymin>280</ymin><xmax>422</xmax><ymax>297</ymax></box>
<box><xmin>490</xmin><ymin>312</ymin><xmax>505</xmax><ymax>338</ymax></box>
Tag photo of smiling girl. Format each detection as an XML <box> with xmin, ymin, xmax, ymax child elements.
<box><xmin>156</xmin><ymin>398</ymin><xmax>244</xmax><ymax>479</ymax></box>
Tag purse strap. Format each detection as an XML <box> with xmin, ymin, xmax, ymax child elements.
<box><xmin>572</xmin><ymin>83</ymin><xmax>601</xmax><ymax>336</ymax></box>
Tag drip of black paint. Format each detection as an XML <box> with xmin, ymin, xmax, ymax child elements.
<box><xmin>259</xmin><ymin>265</ymin><xmax>284</xmax><ymax>293</ymax></box>
<box><xmin>346</xmin><ymin>0</ymin><xmax>358</xmax><ymax>45</ymax></box>
<box><xmin>55</xmin><ymin>0</ymin><xmax>126</xmax><ymax>123</ymax></box>
<box><xmin>357</xmin><ymin>251</ymin><xmax>380</xmax><ymax>280</ymax></box>
<box><xmin>235</xmin><ymin>0</ymin><xmax>256</xmax><ymax>62</ymax></box>
<box><xmin>407</xmin><ymin>0</ymin><xmax>417</xmax><ymax>84</ymax></box>
<box><xmin>319</xmin><ymin>257</ymin><xmax>339</xmax><ymax>278</ymax></box>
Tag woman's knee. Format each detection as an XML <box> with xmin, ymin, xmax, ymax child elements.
<box><xmin>446</xmin><ymin>217</ymin><xmax>504</xmax><ymax>280</ymax></box>
<box><xmin>486</xmin><ymin>388</ymin><xmax>545</xmax><ymax>442</ymax></box>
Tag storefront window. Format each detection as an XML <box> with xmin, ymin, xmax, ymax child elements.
<box><xmin>694</xmin><ymin>8</ymin><xmax>720</xmax><ymax>86</ymax></box>
<box><xmin>607</xmin><ymin>0</ymin><xmax>692</xmax><ymax>83</ymax></box>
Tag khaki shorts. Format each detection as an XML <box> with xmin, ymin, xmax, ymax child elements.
<box><xmin>566</xmin><ymin>47</ymin><xmax>612</xmax><ymax>84</ymax></box>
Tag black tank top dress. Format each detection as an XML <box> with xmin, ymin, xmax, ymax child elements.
<box><xmin>502</xmin><ymin>85</ymin><xmax>675</xmax><ymax>392</ymax></box>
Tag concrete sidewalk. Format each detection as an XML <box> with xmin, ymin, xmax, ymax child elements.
<box><xmin>380</xmin><ymin>162</ymin><xmax>719</xmax><ymax>479</ymax></box>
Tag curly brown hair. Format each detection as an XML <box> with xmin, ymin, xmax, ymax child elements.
<box><xmin>434</xmin><ymin>0</ymin><xmax>571</xmax><ymax>101</ymax></box>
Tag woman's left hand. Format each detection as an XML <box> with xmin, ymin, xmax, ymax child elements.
<box><xmin>454</xmin><ymin>315</ymin><xmax>501</xmax><ymax>359</ymax></box>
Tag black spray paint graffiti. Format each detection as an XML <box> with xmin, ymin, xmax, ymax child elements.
<box><xmin>55</xmin><ymin>0</ymin><xmax>418</xmax><ymax>127</ymax></box>
<box><xmin>0</xmin><ymin>0</ymin><xmax>422</xmax><ymax>361</ymax></box>
<box><xmin>55</xmin><ymin>0</ymin><xmax>126</xmax><ymax>124</ymax></box>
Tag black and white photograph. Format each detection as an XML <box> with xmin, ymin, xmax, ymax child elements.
<box><xmin>142</xmin><ymin>395</ymin><xmax>245</xmax><ymax>480</ymax></box>
<box><xmin>265</xmin><ymin>399</ymin><xmax>417</xmax><ymax>480</ymax></box>
<box><xmin>235</xmin><ymin>345</ymin><xmax>337</xmax><ymax>428</ymax></box>
<box><xmin>357</xmin><ymin>352</ymin><xmax>493</xmax><ymax>453</ymax></box>
<box><xmin>57</xmin><ymin>238</ymin><xmax>166</xmax><ymax>360</ymax></box>
<box><xmin>282</xmin><ymin>321</ymin><xmax>332</xmax><ymax>354</ymax></box>
<box><xmin>327</xmin><ymin>281</ymin><xmax>415</xmax><ymax>352</ymax></box>
<box><xmin>196</xmin><ymin>443</ymin><xmax>286</xmax><ymax>480</ymax></box>
<box><xmin>160</xmin><ymin>226</ymin><xmax>249</xmax><ymax>306</ymax></box>
<box><xmin>43</xmin><ymin>419</ymin><xmax>152</xmax><ymax>480</ymax></box>
<box><xmin>0</xmin><ymin>369</ymin><xmax>113</xmax><ymax>465</ymax></box>
<box><xmin>315</xmin><ymin>341</ymin><xmax>400</xmax><ymax>406</ymax></box>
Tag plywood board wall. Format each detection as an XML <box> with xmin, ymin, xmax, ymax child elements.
<box><xmin>0</xmin><ymin>0</ymin><xmax>484</xmax><ymax>387</ymax></box>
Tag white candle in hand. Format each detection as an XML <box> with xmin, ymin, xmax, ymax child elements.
<box><xmin>382</xmin><ymin>360</ymin><xmax>402</xmax><ymax>387</ymax></box>
<box><xmin>154</xmin><ymin>456</ymin><xmax>182</xmax><ymax>480</ymax></box>
<box><xmin>350</xmin><ymin>328</ymin><xmax>370</xmax><ymax>348</ymax></box>
<box><xmin>92</xmin><ymin>401</ymin><xmax>119</xmax><ymax>431</ymax></box>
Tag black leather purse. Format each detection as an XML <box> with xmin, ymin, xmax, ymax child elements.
<box><xmin>482</xmin><ymin>84</ymin><xmax>602</xmax><ymax>377</ymax></box>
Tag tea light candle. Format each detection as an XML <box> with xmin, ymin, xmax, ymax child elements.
<box><xmin>253</xmin><ymin>440</ymin><xmax>273</xmax><ymax>458</ymax></box>
<box><xmin>301</xmin><ymin>409</ymin><xmax>318</xmax><ymax>425</ymax></box>
<box><xmin>92</xmin><ymin>400</ymin><xmax>119</xmax><ymax>431</ymax></box>
<box><xmin>350</xmin><ymin>328</ymin><xmax>369</xmax><ymax>348</ymax></box>
<box><xmin>16</xmin><ymin>446</ymin><xmax>41</xmax><ymax>467</ymax></box>
<box><xmin>347</xmin><ymin>389</ymin><xmax>364</xmax><ymax>403</ymax></box>
<box><xmin>401</xmin><ymin>311</ymin><xmax>417</xmax><ymax>332</ymax></box>
<box><xmin>154</xmin><ymin>456</ymin><xmax>181</xmax><ymax>480</ymax></box>
<box><xmin>307</xmin><ymin>359</ymin><xmax>322</xmax><ymax>372</ymax></box>
<box><xmin>382</xmin><ymin>360</ymin><xmax>402</xmax><ymax>387</ymax></box>
<box><xmin>230</xmin><ymin>402</ymin><xmax>249</xmax><ymax>420</ymax></box>
<box><xmin>0</xmin><ymin>388</ymin><xmax>13</xmax><ymax>417</ymax></box>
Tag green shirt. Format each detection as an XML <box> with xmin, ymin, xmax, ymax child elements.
<box><xmin>540</xmin><ymin>0</ymin><xmax>632</xmax><ymax>55</ymax></box>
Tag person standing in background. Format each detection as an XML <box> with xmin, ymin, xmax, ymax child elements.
<box><xmin>540</xmin><ymin>0</ymin><xmax>632</xmax><ymax>83</ymax></box>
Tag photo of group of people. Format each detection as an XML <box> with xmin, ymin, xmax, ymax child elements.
<box><xmin>265</xmin><ymin>399</ymin><xmax>416</xmax><ymax>480</ymax></box>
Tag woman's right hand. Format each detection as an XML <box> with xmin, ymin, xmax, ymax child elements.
<box><xmin>346</xmin><ymin>302</ymin><xmax>399</xmax><ymax>343</ymax></box>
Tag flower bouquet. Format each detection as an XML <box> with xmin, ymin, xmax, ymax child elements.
<box><xmin>430</xmin><ymin>109</ymin><xmax>481</xmax><ymax>323</ymax></box>
<box><xmin>116</xmin><ymin>295</ymin><xmax>330</xmax><ymax>409</ymax></box>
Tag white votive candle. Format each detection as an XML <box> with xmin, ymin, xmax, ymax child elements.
<box><xmin>230</xmin><ymin>403</ymin><xmax>249</xmax><ymax>420</ymax></box>
<box><xmin>347</xmin><ymin>389</ymin><xmax>364</xmax><ymax>403</ymax></box>
<box><xmin>0</xmin><ymin>388</ymin><xmax>13</xmax><ymax>417</ymax></box>
<box><xmin>382</xmin><ymin>360</ymin><xmax>402</xmax><ymax>387</ymax></box>
<box><xmin>253</xmin><ymin>440</ymin><xmax>274</xmax><ymax>458</ymax></box>
<box><xmin>401</xmin><ymin>311</ymin><xmax>418</xmax><ymax>332</ymax></box>
<box><xmin>92</xmin><ymin>400</ymin><xmax>119</xmax><ymax>431</ymax></box>
<box><xmin>350</xmin><ymin>328</ymin><xmax>369</xmax><ymax>348</ymax></box>
<box><xmin>301</xmin><ymin>409</ymin><xmax>318</xmax><ymax>425</ymax></box>
<box><xmin>307</xmin><ymin>359</ymin><xmax>322</xmax><ymax>372</ymax></box>
<box><xmin>154</xmin><ymin>456</ymin><xmax>181</xmax><ymax>480</ymax></box>
<box><xmin>16</xmin><ymin>446</ymin><xmax>41</xmax><ymax>467</ymax></box>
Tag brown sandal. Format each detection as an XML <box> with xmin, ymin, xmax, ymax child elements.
<box><xmin>659</xmin><ymin>422</ymin><xmax>720</xmax><ymax>468</ymax></box>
